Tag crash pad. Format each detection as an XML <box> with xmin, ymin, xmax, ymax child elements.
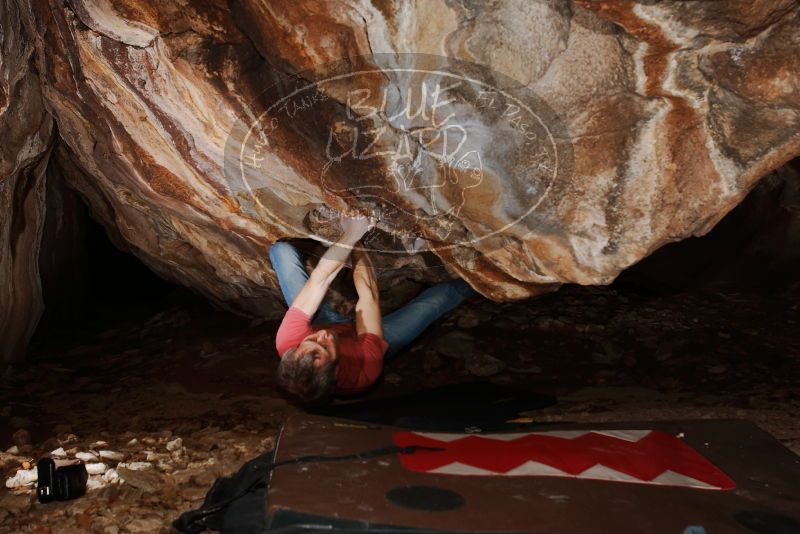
<box><xmin>265</xmin><ymin>415</ymin><xmax>800</xmax><ymax>533</ymax></box>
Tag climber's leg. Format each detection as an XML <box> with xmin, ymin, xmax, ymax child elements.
<box><xmin>382</xmin><ymin>279</ymin><xmax>476</xmax><ymax>359</ymax></box>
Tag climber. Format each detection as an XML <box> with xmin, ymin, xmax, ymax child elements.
<box><xmin>269</xmin><ymin>214</ymin><xmax>476</xmax><ymax>405</ymax></box>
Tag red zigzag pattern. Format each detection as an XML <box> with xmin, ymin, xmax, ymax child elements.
<box><xmin>393</xmin><ymin>430</ymin><xmax>735</xmax><ymax>490</ymax></box>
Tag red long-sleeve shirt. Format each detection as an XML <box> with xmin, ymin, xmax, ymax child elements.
<box><xmin>275</xmin><ymin>307</ymin><xmax>388</xmax><ymax>394</ymax></box>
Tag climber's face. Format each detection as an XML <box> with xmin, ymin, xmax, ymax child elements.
<box><xmin>295</xmin><ymin>329</ymin><xmax>339</xmax><ymax>368</ymax></box>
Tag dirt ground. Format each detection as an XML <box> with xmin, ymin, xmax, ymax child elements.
<box><xmin>1</xmin><ymin>282</ymin><xmax>799</xmax><ymax>533</ymax></box>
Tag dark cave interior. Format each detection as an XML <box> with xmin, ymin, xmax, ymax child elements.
<box><xmin>34</xmin><ymin>200</ymin><xmax>185</xmax><ymax>337</ymax></box>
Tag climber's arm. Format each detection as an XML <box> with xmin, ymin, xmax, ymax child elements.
<box><xmin>290</xmin><ymin>216</ymin><xmax>371</xmax><ymax>317</ymax></box>
<box><xmin>353</xmin><ymin>250</ymin><xmax>383</xmax><ymax>338</ymax></box>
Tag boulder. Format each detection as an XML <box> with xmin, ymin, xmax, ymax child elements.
<box><xmin>2</xmin><ymin>0</ymin><xmax>799</xmax><ymax>359</ymax></box>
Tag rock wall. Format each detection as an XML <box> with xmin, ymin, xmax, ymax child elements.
<box><xmin>2</xmin><ymin>0</ymin><xmax>800</xmax><ymax>360</ymax></box>
<box><xmin>0</xmin><ymin>0</ymin><xmax>54</xmax><ymax>362</ymax></box>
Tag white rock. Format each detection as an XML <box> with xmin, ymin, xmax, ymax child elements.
<box><xmin>85</xmin><ymin>463</ymin><xmax>108</xmax><ymax>475</ymax></box>
<box><xmin>127</xmin><ymin>438</ymin><xmax>138</xmax><ymax>446</ymax></box>
<box><xmin>91</xmin><ymin>441</ymin><xmax>109</xmax><ymax>449</ymax></box>
<box><xmin>99</xmin><ymin>450</ymin><xmax>125</xmax><ymax>461</ymax></box>
<box><xmin>117</xmin><ymin>461</ymin><xmax>151</xmax><ymax>471</ymax></box>
<box><xmin>187</xmin><ymin>457</ymin><xmax>216</xmax><ymax>469</ymax></box>
<box><xmin>102</xmin><ymin>468</ymin><xmax>120</xmax><ymax>483</ymax></box>
<box><xmin>75</xmin><ymin>451</ymin><xmax>99</xmax><ymax>462</ymax></box>
<box><xmin>5</xmin><ymin>467</ymin><xmax>38</xmax><ymax>488</ymax></box>
<box><xmin>166</xmin><ymin>438</ymin><xmax>182</xmax><ymax>452</ymax></box>
<box><xmin>86</xmin><ymin>477</ymin><xmax>105</xmax><ymax>490</ymax></box>
<box><xmin>5</xmin><ymin>446</ymin><xmax>19</xmax><ymax>454</ymax></box>
<box><xmin>157</xmin><ymin>460</ymin><xmax>174</xmax><ymax>473</ymax></box>
<box><xmin>60</xmin><ymin>434</ymin><xmax>79</xmax><ymax>445</ymax></box>
<box><xmin>50</xmin><ymin>447</ymin><xmax>67</xmax><ymax>458</ymax></box>
<box><xmin>0</xmin><ymin>452</ymin><xmax>19</xmax><ymax>465</ymax></box>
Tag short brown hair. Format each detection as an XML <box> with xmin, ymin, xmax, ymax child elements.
<box><xmin>275</xmin><ymin>347</ymin><xmax>336</xmax><ymax>406</ymax></box>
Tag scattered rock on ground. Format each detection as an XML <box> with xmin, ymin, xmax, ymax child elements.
<box><xmin>166</xmin><ymin>438</ymin><xmax>183</xmax><ymax>452</ymax></box>
<box><xmin>433</xmin><ymin>331</ymin><xmax>477</xmax><ymax>359</ymax></box>
<box><xmin>118</xmin><ymin>462</ymin><xmax>152</xmax><ymax>471</ymax></box>
<box><xmin>464</xmin><ymin>353</ymin><xmax>506</xmax><ymax>377</ymax></box>
<box><xmin>11</xmin><ymin>429</ymin><xmax>31</xmax><ymax>447</ymax></box>
<box><xmin>85</xmin><ymin>462</ymin><xmax>108</xmax><ymax>475</ymax></box>
<box><xmin>99</xmin><ymin>450</ymin><xmax>124</xmax><ymax>461</ymax></box>
<box><xmin>117</xmin><ymin>468</ymin><xmax>164</xmax><ymax>493</ymax></box>
<box><xmin>5</xmin><ymin>467</ymin><xmax>38</xmax><ymax>488</ymax></box>
<box><xmin>384</xmin><ymin>373</ymin><xmax>402</xmax><ymax>384</ymax></box>
<box><xmin>102</xmin><ymin>468</ymin><xmax>120</xmax><ymax>484</ymax></box>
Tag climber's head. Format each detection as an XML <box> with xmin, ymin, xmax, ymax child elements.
<box><xmin>275</xmin><ymin>329</ymin><xmax>339</xmax><ymax>405</ymax></box>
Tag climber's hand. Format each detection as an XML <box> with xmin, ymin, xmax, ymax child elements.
<box><xmin>341</xmin><ymin>214</ymin><xmax>375</xmax><ymax>241</ymax></box>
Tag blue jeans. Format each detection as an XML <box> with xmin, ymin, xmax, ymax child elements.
<box><xmin>269</xmin><ymin>241</ymin><xmax>476</xmax><ymax>359</ymax></box>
